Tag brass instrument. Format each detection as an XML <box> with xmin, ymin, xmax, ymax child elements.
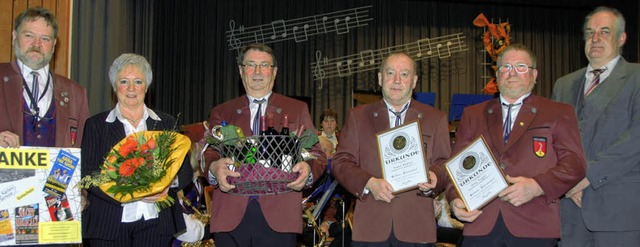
<box><xmin>303</xmin><ymin>206</ymin><xmax>327</xmax><ymax>247</ymax></box>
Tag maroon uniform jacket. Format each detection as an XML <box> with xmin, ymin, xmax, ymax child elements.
<box><xmin>0</xmin><ymin>61</ymin><xmax>88</xmax><ymax>147</ymax></box>
<box><xmin>446</xmin><ymin>95</ymin><xmax>586</xmax><ymax>238</ymax></box>
<box><xmin>205</xmin><ymin>93</ymin><xmax>326</xmax><ymax>233</ymax></box>
<box><xmin>331</xmin><ymin>100</ymin><xmax>451</xmax><ymax>243</ymax></box>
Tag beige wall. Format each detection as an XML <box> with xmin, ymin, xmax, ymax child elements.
<box><xmin>0</xmin><ymin>0</ymin><xmax>71</xmax><ymax>77</ymax></box>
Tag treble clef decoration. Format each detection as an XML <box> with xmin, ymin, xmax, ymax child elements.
<box><xmin>313</xmin><ymin>51</ymin><xmax>328</xmax><ymax>89</ymax></box>
<box><xmin>228</xmin><ymin>20</ymin><xmax>242</xmax><ymax>50</ymax></box>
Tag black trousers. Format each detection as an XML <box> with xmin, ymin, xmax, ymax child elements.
<box><xmin>461</xmin><ymin>214</ymin><xmax>557</xmax><ymax>247</ymax></box>
<box><xmin>352</xmin><ymin>230</ymin><xmax>436</xmax><ymax>247</ymax></box>
<box><xmin>86</xmin><ymin>218</ymin><xmax>172</xmax><ymax>247</ymax></box>
<box><xmin>213</xmin><ymin>200</ymin><xmax>297</xmax><ymax>247</ymax></box>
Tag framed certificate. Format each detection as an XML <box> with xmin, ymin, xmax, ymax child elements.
<box><xmin>445</xmin><ymin>135</ymin><xmax>507</xmax><ymax>211</ymax></box>
<box><xmin>376</xmin><ymin>120</ymin><xmax>428</xmax><ymax>194</ymax></box>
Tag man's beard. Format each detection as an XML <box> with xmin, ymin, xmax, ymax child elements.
<box><xmin>14</xmin><ymin>43</ymin><xmax>53</xmax><ymax>70</ymax></box>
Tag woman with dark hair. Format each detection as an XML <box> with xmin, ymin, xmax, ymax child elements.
<box><xmin>318</xmin><ymin>108</ymin><xmax>339</xmax><ymax>155</ymax></box>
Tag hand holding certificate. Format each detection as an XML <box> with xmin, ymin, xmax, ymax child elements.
<box><xmin>445</xmin><ymin>136</ymin><xmax>507</xmax><ymax>211</ymax></box>
<box><xmin>376</xmin><ymin>121</ymin><xmax>429</xmax><ymax>194</ymax></box>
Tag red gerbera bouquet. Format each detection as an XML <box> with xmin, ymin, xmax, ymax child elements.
<box><xmin>80</xmin><ymin>131</ymin><xmax>191</xmax><ymax>209</ymax></box>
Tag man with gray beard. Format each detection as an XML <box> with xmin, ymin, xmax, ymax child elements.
<box><xmin>0</xmin><ymin>7</ymin><xmax>88</xmax><ymax>149</ymax></box>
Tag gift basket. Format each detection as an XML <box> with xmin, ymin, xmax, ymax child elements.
<box><xmin>205</xmin><ymin>117</ymin><xmax>318</xmax><ymax>196</ymax></box>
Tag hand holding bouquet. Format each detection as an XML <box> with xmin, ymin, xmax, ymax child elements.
<box><xmin>80</xmin><ymin>131</ymin><xmax>191</xmax><ymax>209</ymax></box>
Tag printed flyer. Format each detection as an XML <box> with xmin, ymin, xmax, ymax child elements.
<box><xmin>0</xmin><ymin>147</ymin><xmax>82</xmax><ymax>245</ymax></box>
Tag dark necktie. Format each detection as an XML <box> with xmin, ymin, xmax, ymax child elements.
<box><xmin>585</xmin><ymin>68</ymin><xmax>605</xmax><ymax>96</ymax></box>
<box><xmin>252</xmin><ymin>98</ymin><xmax>265</xmax><ymax>135</ymax></box>
<box><xmin>30</xmin><ymin>71</ymin><xmax>40</xmax><ymax>113</ymax></box>
<box><xmin>502</xmin><ymin>103</ymin><xmax>521</xmax><ymax>144</ymax></box>
<box><xmin>389</xmin><ymin>104</ymin><xmax>409</xmax><ymax>127</ymax></box>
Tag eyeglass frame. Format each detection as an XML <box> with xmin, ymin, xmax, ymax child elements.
<box><xmin>240</xmin><ymin>62</ymin><xmax>275</xmax><ymax>71</ymax></box>
<box><xmin>497</xmin><ymin>63</ymin><xmax>535</xmax><ymax>74</ymax></box>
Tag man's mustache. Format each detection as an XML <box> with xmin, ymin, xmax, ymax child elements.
<box><xmin>26</xmin><ymin>47</ymin><xmax>44</xmax><ymax>54</ymax></box>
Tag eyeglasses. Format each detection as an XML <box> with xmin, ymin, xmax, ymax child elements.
<box><xmin>241</xmin><ymin>62</ymin><xmax>274</xmax><ymax>71</ymax></box>
<box><xmin>497</xmin><ymin>64</ymin><xmax>534</xmax><ymax>74</ymax></box>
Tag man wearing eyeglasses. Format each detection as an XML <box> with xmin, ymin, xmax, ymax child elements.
<box><xmin>552</xmin><ymin>7</ymin><xmax>640</xmax><ymax>247</ymax></box>
<box><xmin>447</xmin><ymin>44</ymin><xmax>586</xmax><ymax>246</ymax></box>
<box><xmin>203</xmin><ymin>43</ymin><xmax>326</xmax><ymax>246</ymax></box>
<box><xmin>0</xmin><ymin>7</ymin><xmax>88</xmax><ymax>149</ymax></box>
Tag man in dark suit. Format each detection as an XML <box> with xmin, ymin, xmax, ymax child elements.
<box><xmin>552</xmin><ymin>6</ymin><xmax>640</xmax><ymax>247</ymax></box>
<box><xmin>448</xmin><ymin>44</ymin><xmax>586</xmax><ymax>247</ymax></box>
<box><xmin>331</xmin><ymin>52</ymin><xmax>452</xmax><ymax>246</ymax></box>
<box><xmin>205</xmin><ymin>43</ymin><xmax>326</xmax><ymax>247</ymax></box>
<box><xmin>0</xmin><ymin>7</ymin><xmax>88</xmax><ymax>148</ymax></box>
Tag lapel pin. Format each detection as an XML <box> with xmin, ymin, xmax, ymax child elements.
<box><xmin>531</xmin><ymin>107</ymin><xmax>537</xmax><ymax>113</ymax></box>
<box><xmin>488</xmin><ymin>109</ymin><xmax>493</xmax><ymax>114</ymax></box>
<box><xmin>519</xmin><ymin>122</ymin><xmax>524</xmax><ymax>126</ymax></box>
<box><xmin>236</xmin><ymin>109</ymin><xmax>242</xmax><ymax>114</ymax></box>
<box><xmin>373</xmin><ymin>112</ymin><xmax>379</xmax><ymax>117</ymax></box>
<box><xmin>3</xmin><ymin>77</ymin><xmax>8</xmax><ymax>82</ymax></box>
<box><xmin>417</xmin><ymin>113</ymin><xmax>423</xmax><ymax>119</ymax></box>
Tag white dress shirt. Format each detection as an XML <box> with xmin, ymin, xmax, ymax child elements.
<box><xmin>18</xmin><ymin>60</ymin><xmax>53</xmax><ymax>118</ymax></box>
<box><xmin>106</xmin><ymin>104</ymin><xmax>162</xmax><ymax>222</ymax></box>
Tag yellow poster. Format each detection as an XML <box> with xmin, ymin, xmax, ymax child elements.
<box><xmin>0</xmin><ymin>147</ymin><xmax>81</xmax><ymax>246</ymax></box>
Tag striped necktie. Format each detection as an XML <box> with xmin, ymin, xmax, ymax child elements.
<box><xmin>252</xmin><ymin>98</ymin><xmax>265</xmax><ymax>134</ymax></box>
<box><xmin>30</xmin><ymin>71</ymin><xmax>40</xmax><ymax>113</ymax></box>
<box><xmin>585</xmin><ymin>68</ymin><xmax>605</xmax><ymax>96</ymax></box>
<box><xmin>503</xmin><ymin>103</ymin><xmax>521</xmax><ymax>143</ymax></box>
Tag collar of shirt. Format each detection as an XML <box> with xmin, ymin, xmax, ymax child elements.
<box><xmin>499</xmin><ymin>93</ymin><xmax>528</xmax><ymax>127</ymax></box>
<box><xmin>247</xmin><ymin>92</ymin><xmax>272</xmax><ymax>111</ymax></box>
<box><xmin>107</xmin><ymin>103</ymin><xmax>161</xmax><ymax>134</ymax></box>
<box><xmin>585</xmin><ymin>55</ymin><xmax>620</xmax><ymax>84</ymax></box>
<box><xmin>247</xmin><ymin>92</ymin><xmax>272</xmax><ymax>126</ymax></box>
<box><xmin>383</xmin><ymin>99</ymin><xmax>411</xmax><ymax>128</ymax></box>
<box><xmin>17</xmin><ymin>59</ymin><xmax>49</xmax><ymax>82</ymax></box>
<box><xmin>321</xmin><ymin>131</ymin><xmax>336</xmax><ymax>140</ymax></box>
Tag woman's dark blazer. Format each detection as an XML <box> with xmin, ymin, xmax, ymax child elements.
<box><xmin>81</xmin><ymin>110</ymin><xmax>192</xmax><ymax>240</ymax></box>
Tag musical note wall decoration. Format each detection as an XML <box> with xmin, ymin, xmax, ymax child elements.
<box><xmin>226</xmin><ymin>6</ymin><xmax>373</xmax><ymax>50</ymax></box>
<box><xmin>311</xmin><ymin>33</ymin><xmax>468</xmax><ymax>81</ymax></box>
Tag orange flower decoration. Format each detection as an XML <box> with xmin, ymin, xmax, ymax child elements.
<box><xmin>119</xmin><ymin>161</ymin><xmax>137</xmax><ymax>177</ymax></box>
<box><xmin>140</xmin><ymin>144</ymin><xmax>150</xmax><ymax>153</ymax></box>
<box><xmin>106</xmin><ymin>154</ymin><xmax>117</xmax><ymax>164</ymax></box>
<box><xmin>80</xmin><ymin>131</ymin><xmax>192</xmax><ymax>208</ymax></box>
<box><xmin>140</xmin><ymin>138</ymin><xmax>157</xmax><ymax>154</ymax></box>
<box><xmin>133</xmin><ymin>157</ymin><xmax>145</xmax><ymax>168</ymax></box>
<box><xmin>119</xmin><ymin>136</ymin><xmax>138</xmax><ymax>157</ymax></box>
<box><xmin>146</xmin><ymin>138</ymin><xmax>156</xmax><ymax>149</ymax></box>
